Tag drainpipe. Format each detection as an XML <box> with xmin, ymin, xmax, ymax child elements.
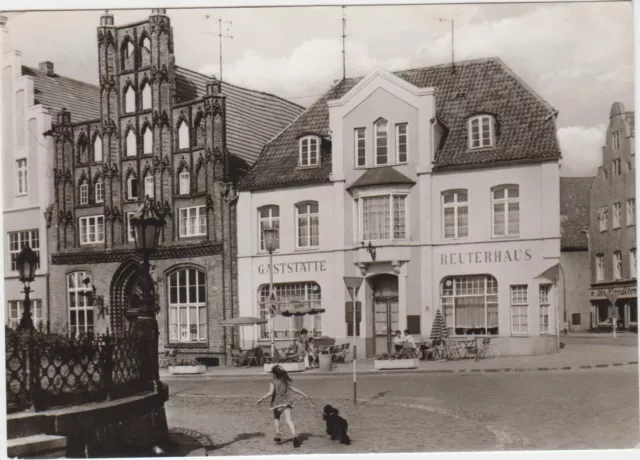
<box><xmin>581</xmin><ymin>228</ymin><xmax>592</xmax><ymax>329</ymax></box>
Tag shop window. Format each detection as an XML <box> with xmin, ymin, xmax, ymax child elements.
<box><xmin>8</xmin><ymin>299</ymin><xmax>43</xmax><ymax>331</ymax></box>
<box><xmin>595</xmin><ymin>254</ymin><xmax>605</xmax><ymax>281</ymax></box>
<box><xmin>510</xmin><ymin>285</ymin><xmax>528</xmax><ymax>334</ymax></box>
<box><xmin>68</xmin><ymin>271</ymin><xmax>94</xmax><ymax>335</ymax></box>
<box><xmin>8</xmin><ymin>230</ymin><xmax>40</xmax><ymax>272</ymax></box>
<box><xmin>354</xmin><ymin>127</ymin><xmax>366</xmax><ymax>167</ymax></box>
<box><xmin>374</xmin><ymin>119</ymin><xmax>388</xmax><ymax>165</ymax></box>
<box><xmin>468</xmin><ymin>114</ymin><xmax>495</xmax><ymax>149</ymax></box>
<box><xmin>168</xmin><ymin>267</ymin><xmax>207</xmax><ymax>343</ymax></box>
<box><xmin>179</xmin><ymin>206</ymin><xmax>206</xmax><ymax>237</ymax></box>
<box><xmin>492</xmin><ymin>185</ymin><xmax>519</xmax><ymax>237</ymax></box>
<box><xmin>396</xmin><ymin>123</ymin><xmax>408</xmax><ymax>163</ymax></box>
<box><xmin>539</xmin><ymin>284</ymin><xmax>552</xmax><ymax>334</ymax></box>
<box><xmin>441</xmin><ymin>275</ymin><xmax>498</xmax><ymax>336</ymax></box>
<box><xmin>296</xmin><ymin>201</ymin><xmax>319</xmax><ymax>248</ymax></box>
<box><xmin>258</xmin><ymin>205</ymin><xmax>280</xmax><ymax>251</ymax></box>
<box><xmin>613</xmin><ymin>251</ymin><xmax>623</xmax><ymax>280</ymax></box>
<box><xmin>299</xmin><ymin>136</ymin><xmax>319</xmax><ymax>167</ymax></box>
<box><xmin>442</xmin><ymin>190</ymin><xmax>468</xmax><ymax>239</ymax></box>
<box><xmin>259</xmin><ymin>282</ymin><xmax>322</xmax><ymax>339</ymax></box>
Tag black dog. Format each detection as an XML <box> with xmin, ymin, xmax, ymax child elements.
<box><xmin>322</xmin><ymin>405</ymin><xmax>351</xmax><ymax>445</ymax></box>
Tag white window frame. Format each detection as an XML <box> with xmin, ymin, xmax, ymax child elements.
<box><xmin>441</xmin><ymin>275</ymin><xmax>499</xmax><ymax>336</ymax></box>
<box><xmin>612</xmin><ymin>158</ymin><xmax>622</xmax><ymax>177</ymax></box>
<box><xmin>258</xmin><ymin>282</ymin><xmax>322</xmax><ymax>339</ymax></box>
<box><xmin>126</xmin><ymin>129</ymin><xmax>137</xmax><ymax>157</ymax></box>
<box><xmin>95</xmin><ymin>179</ymin><xmax>104</xmax><ymax>203</ymax></box>
<box><xmin>93</xmin><ymin>135</ymin><xmax>103</xmax><ymax>162</ymax></box>
<box><xmin>124</xmin><ymin>85</ymin><xmax>136</xmax><ymax>114</ymax></box>
<box><xmin>613</xmin><ymin>251</ymin><xmax>623</xmax><ymax>280</ymax></box>
<box><xmin>491</xmin><ymin>185</ymin><xmax>519</xmax><ymax>238</ymax></box>
<box><xmin>539</xmin><ymin>284</ymin><xmax>552</xmax><ymax>334</ymax></box>
<box><xmin>442</xmin><ymin>190</ymin><xmax>469</xmax><ymax>239</ymax></box>
<box><xmin>630</xmin><ymin>248</ymin><xmax>637</xmax><ymax>279</ymax></box>
<box><xmin>596</xmin><ymin>254</ymin><xmax>605</xmax><ymax>282</ymax></box>
<box><xmin>126</xmin><ymin>212</ymin><xmax>136</xmax><ymax>242</ymax></box>
<box><xmin>295</xmin><ymin>202</ymin><xmax>319</xmax><ymax>249</ymax></box>
<box><xmin>79</xmin><ymin>182</ymin><xmax>89</xmax><ymax>205</ymax></box>
<box><xmin>354</xmin><ymin>128</ymin><xmax>366</xmax><ymax>167</ymax></box>
<box><xmin>179</xmin><ymin>206</ymin><xmax>207</xmax><ymax>237</ymax></box>
<box><xmin>258</xmin><ymin>205</ymin><xmax>280</xmax><ymax>252</ymax></box>
<box><xmin>168</xmin><ymin>268</ymin><xmax>207</xmax><ymax>343</ymax></box>
<box><xmin>67</xmin><ymin>271</ymin><xmax>94</xmax><ymax>335</ymax></box>
<box><xmin>374</xmin><ymin>119</ymin><xmax>389</xmax><ymax>166</ymax></box>
<box><xmin>178</xmin><ymin>121</ymin><xmax>189</xmax><ymax>150</ymax></box>
<box><xmin>299</xmin><ymin>136</ymin><xmax>320</xmax><ymax>167</ymax></box>
<box><xmin>510</xmin><ymin>285</ymin><xmax>528</xmax><ymax>335</ymax></box>
<box><xmin>142</xmin><ymin>126</ymin><xmax>153</xmax><ymax>154</ymax></box>
<box><xmin>468</xmin><ymin>115</ymin><xmax>495</xmax><ymax>149</ymax></box>
<box><xmin>396</xmin><ymin>123</ymin><xmax>408</xmax><ymax>164</ymax></box>
<box><xmin>141</xmin><ymin>82</ymin><xmax>152</xmax><ymax>110</ymax></box>
<box><xmin>79</xmin><ymin>215</ymin><xmax>105</xmax><ymax>244</ymax></box>
<box><xmin>612</xmin><ymin>131</ymin><xmax>620</xmax><ymax>150</ymax></box>
<box><xmin>627</xmin><ymin>199</ymin><xmax>635</xmax><ymax>227</ymax></box>
<box><xmin>16</xmin><ymin>158</ymin><xmax>28</xmax><ymax>196</ymax></box>
<box><xmin>598</xmin><ymin>206</ymin><xmax>608</xmax><ymax>232</ymax></box>
<box><xmin>613</xmin><ymin>202</ymin><xmax>622</xmax><ymax>229</ymax></box>
<box><xmin>355</xmin><ymin>188</ymin><xmax>409</xmax><ymax>242</ymax></box>
<box><xmin>8</xmin><ymin>230</ymin><xmax>40</xmax><ymax>272</ymax></box>
<box><xmin>179</xmin><ymin>171</ymin><xmax>190</xmax><ymax>195</ymax></box>
<box><xmin>127</xmin><ymin>176</ymin><xmax>138</xmax><ymax>201</ymax></box>
<box><xmin>8</xmin><ymin>299</ymin><xmax>43</xmax><ymax>331</ymax></box>
<box><xmin>144</xmin><ymin>175</ymin><xmax>154</xmax><ymax>199</ymax></box>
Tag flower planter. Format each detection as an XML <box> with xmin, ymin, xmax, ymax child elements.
<box><xmin>168</xmin><ymin>364</ymin><xmax>207</xmax><ymax>375</ymax></box>
<box><xmin>374</xmin><ymin>358</ymin><xmax>419</xmax><ymax>370</ymax></box>
<box><xmin>263</xmin><ymin>362</ymin><xmax>306</xmax><ymax>373</ymax></box>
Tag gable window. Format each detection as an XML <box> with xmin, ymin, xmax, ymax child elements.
<box><xmin>613</xmin><ymin>202</ymin><xmax>622</xmax><ymax>229</ymax></box>
<box><xmin>168</xmin><ymin>268</ymin><xmax>207</xmax><ymax>343</ymax></box>
<box><xmin>396</xmin><ymin>123</ymin><xmax>408</xmax><ymax>163</ymax></box>
<box><xmin>492</xmin><ymin>185</ymin><xmax>519</xmax><ymax>237</ymax></box>
<box><xmin>141</xmin><ymin>82</ymin><xmax>152</xmax><ymax>110</ymax></box>
<box><xmin>511</xmin><ymin>285</ymin><xmax>528</xmax><ymax>334</ymax></box>
<box><xmin>179</xmin><ymin>171</ymin><xmax>190</xmax><ymax>195</ymax></box>
<box><xmin>95</xmin><ymin>179</ymin><xmax>104</xmax><ymax>203</ymax></box>
<box><xmin>355</xmin><ymin>128</ymin><xmax>366</xmax><ymax>167</ymax></box>
<box><xmin>68</xmin><ymin>271</ymin><xmax>94</xmax><ymax>335</ymax></box>
<box><xmin>296</xmin><ymin>202</ymin><xmax>319</xmax><ymax>248</ymax></box>
<box><xmin>468</xmin><ymin>115</ymin><xmax>495</xmax><ymax>149</ymax></box>
<box><xmin>299</xmin><ymin>136</ymin><xmax>319</xmax><ymax>167</ymax></box>
<box><xmin>539</xmin><ymin>284</ymin><xmax>552</xmax><ymax>334</ymax></box>
<box><xmin>612</xmin><ymin>158</ymin><xmax>622</xmax><ymax>177</ymax></box>
<box><xmin>613</xmin><ymin>251</ymin><xmax>623</xmax><ymax>280</ymax></box>
<box><xmin>627</xmin><ymin>199</ymin><xmax>635</xmax><ymax>226</ymax></box>
<box><xmin>127</xmin><ymin>176</ymin><xmax>138</xmax><ymax>200</ymax></box>
<box><xmin>142</xmin><ymin>125</ymin><xmax>153</xmax><ymax>154</ymax></box>
<box><xmin>93</xmin><ymin>135</ymin><xmax>103</xmax><ymax>162</ymax></box>
<box><xmin>259</xmin><ymin>205</ymin><xmax>280</xmax><ymax>251</ymax></box>
<box><xmin>178</xmin><ymin>121</ymin><xmax>189</xmax><ymax>150</ymax></box>
<box><xmin>8</xmin><ymin>230</ymin><xmax>39</xmax><ymax>272</ymax></box>
<box><xmin>441</xmin><ymin>275</ymin><xmax>498</xmax><ymax>336</ymax></box>
<box><xmin>16</xmin><ymin>159</ymin><xmax>27</xmax><ymax>196</ymax></box>
<box><xmin>79</xmin><ymin>215</ymin><xmax>104</xmax><ymax>244</ymax></box>
<box><xmin>79</xmin><ymin>181</ymin><xmax>89</xmax><ymax>205</ymax></box>
<box><xmin>442</xmin><ymin>190</ymin><xmax>468</xmax><ymax>239</ymax></box>
<box><xmin>596</xmin><ymin>254</ymin><xmax>605</xmax><ymax>281</ymax></box>
<box><xmin>144</xmin><ymin>175</ymin><xmax>154</xmax><ymax>199</ymax></box>
<box><xmin>598</xmin><ymin>206</ymin><xmax>608</xmax><ymax>232</ymax></box>
<box><xmin>631</xmin><ymin>249</ymin><xmax>637</xmax><ymax>279</ymax></box>
<box><xmin>179</xmin><ymin>206</ymin><xmax>206</xmax><ymax>237</ymax></box>
<box><xmin>374</xmin><ymin>119</ymin><xmax>388</xmax><ymax>165</ymax></box>
<box><xmin>612</xmin><ymin>131</ymin><xmax>620</xmax><ymax>150</ymax></box>
<box><xmin>357</xmin><ymin>193</ymin><xmax>407</xmax><ymax>241</ymax></box>
<box><xmin>126</xmin><ymin>129</ymin><xmax>137</xmax><ymax>157</ymax></box>
<box><xmin>126</xmin><ymin>212</ymin><xmax>136</xmax><ymax>242</ymax></box>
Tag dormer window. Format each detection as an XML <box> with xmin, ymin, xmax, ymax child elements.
<box><xmin>468</xmin><ymin>115</ymin><xmax>495</xmax><ymax>149</ymax></box>
<box><xmin>374</xmin><ymin>119</ymin><xmax>388</xmax><ymax>165</ymax></box>
<box><xmin>299</xmin><ymin>136</ymin><xmax>319</xmax><ymax>167</ymax></box>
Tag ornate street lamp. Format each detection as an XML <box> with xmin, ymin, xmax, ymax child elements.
<box><xmin>17</xmin><ymin>244</ymin><xmax>39</xmax><ymax>332</ymax></box>
<box><xmin>263</xmin><ymin>227</ymin><xmax>279</xmax><ymax>359</ymax></box>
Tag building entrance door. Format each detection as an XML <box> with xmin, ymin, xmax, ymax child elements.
<box><xmin>369</xmin><ymin>274</ymin><xmax>399</xmax><ymax>356</ymax></box>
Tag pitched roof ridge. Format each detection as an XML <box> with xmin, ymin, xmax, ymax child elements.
<box><xmin>393</xmin><ymin>56</ymin><xmax>497</xmax><ymax>75</ymax></box>
<box><xmin>24</xmin><ymin>65</ymin><xmax>99</xmax><ymax>90</ymax></box>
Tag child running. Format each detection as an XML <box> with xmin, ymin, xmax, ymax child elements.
<box><xmin>257</xmin><ymin>364</ymin><xmax>315</xmax><ymax>448</ymax></box>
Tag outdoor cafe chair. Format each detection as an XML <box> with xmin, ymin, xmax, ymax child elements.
<box><xmin>230</xmin><ymin>347</ymin><xmax>245</xmax><ymax>367</ymax></box>
<box><xmin>478</xmin><ymin>338</ymin><xmax>495</xmax><ymax>359</ymax></box>
<box><xmin>462</xmin><ymin>338</ymin><xmax>479</xmax><ymax>359</ymax></box>
<box><xmin>399</xmin><ymin>343</ymin><xmax>418</xmax><ymax>359</ymax></box>
<box><xmin>243</xmin><ymin>348</ymin><xmax>261</xmax><ymax>367</ymax></box>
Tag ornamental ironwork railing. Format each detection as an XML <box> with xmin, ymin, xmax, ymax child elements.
<box><xmin>5</xmin><ymin>328</ymin><xmax>150</xmax><ymax>413</ymax></box>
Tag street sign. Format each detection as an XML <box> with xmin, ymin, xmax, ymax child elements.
<box><xmin>605</xmin><ymin>291</ymin><xmax>620</xmax><ymax>306</ymax></box>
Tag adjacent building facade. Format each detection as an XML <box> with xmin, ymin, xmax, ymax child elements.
<box><xmin>588</xmin><ymin>102</ymin><xmax>637</xmax><ymax>332</ymax></box>
<box><xmin>45</xmin><ymin>9</ymin><xmax>302</xmax><ymax>363</ymax></box>
<box><xmin>237</xmin><ymin>59</ymin><xmax>563</xmax><ymax>357</ymax></box>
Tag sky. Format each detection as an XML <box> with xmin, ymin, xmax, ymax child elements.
<box><xmin>1</xmin><ymin>1</ymin><xmax>634</xmax><ymax>177</ymax></box>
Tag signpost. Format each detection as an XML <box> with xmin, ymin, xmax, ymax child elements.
<box><xmin>343</xmin><ymin>276</ymin><xmax>363</xmax><ymax>406</ymax></box>
<box><xmin>605</xmin><ymin>291</ymin><xmax>620</xmax><ymax>342</ymax></box>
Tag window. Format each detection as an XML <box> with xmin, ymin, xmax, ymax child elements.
<box><xmin>79</xmin><ymin>182</ymin><xmax>89</xmax><ymax>205</ymax></box>
<box><xmin>141</xmin><ymin>82</ymin><xmax>152</xmax><ymax>110</ymax></box>
<box><xmin>511</xmin><ymin>285</ymin><xmax>528</xmax><ymax>334</ymax></box>
<box><xmin>179</xmin><ymin>171</ymin><xmax>190</xmax><ymax>195</ymax></box>
<box><xmin>68</xmin><ymin>272</ymin><xmax>94</xmax><ymax>335</ymax></box>
<box><xmin>8</xmin><ymin>299</ymin><xmax>43</xmax><ymax>331</ymax></box>
<box><xmin>613</xmin><ymin>251</ymin><xmax>623</xmax><ymax>280</ymax></box>
<box><xmin>598</xmin><ymin>206</ymin><xmax>608</xmax><ymax>232</ymax></box>
<box><xmin>126</xmin><ymin>212</ymin><xmax>136</xmax><ymax>242</ymax></box>
<box><xmin>612</xmin><ymin>158</ymin><xmax>622</xmax><ymax>177</ymax></box>
<box><xmin>442</xmin><ymin>190</ymin><xmax>468</xmax><ymax>239</ymax></box>
<box><xmin>627</xmin><ymin>199</ymin><xmax>635</xmax><ymax>226</ymax></box>
<box><xmin>178</xmin><ymin>121</ymin><xmax>189</xmax><ymax>150</ymax></box>
<box><xmin>355</xmin><ymin>128</ymin><xmax>366</xmax><ymax>167</ymax></box>
<box><xmin>144</xmin><ymin>175</ymin><xmax>154</xmax><ymax>199</ymax></box>
<box><xmin>126</xmin><ymin>129</ymin><xmax>137</xmax><ymax>157</ymax></box>
<box><xmin>396</xmin><ymin>123</ymin><xmax>408</xmax><ymax>163</ymax></box>
<box><xmin>492</xmin><ymin>185</ymin><xmax>519</xmax><ymax>237</ymax></box>
<box><xmin>539</xmin><ymin>284</ymin><xmax>551</xmax><ymax>334</ymax></box>
<box><xmin>94</xmin><ymin>135</ymin><xmax>103</xmax><ymax>162</ymax></box>
<box><xmin>613</xmin><ymin>202</ymin><xmax>622</xmax><ymax>229</ymax></box>
<box><xmin>259</xmin><ymin>282</ymin><xmax>322</xmax><ymax>339</ymax></box>
<box><xmin>16</xmin><ymin>159</ymin><xmax>27</xmax><ymax>196</ymax></box>
<box><xmin>296</xmin><ymin>202</ymin><xmax>319</xmax><ymax>248</ymax></box>
<box><xmin>596</xmin><ymin>254</ymin><xmax>605</xmax><ymax>281</ymax></box>
<box><xmin>168</xmin><ymin>268</ymin><xmax>207</xmax><ymax>343</ymax></box>
<box><xmin>612</xmin><ymin>131</ymin><xmax>620</xmax><ymax>150</ymax></box>
<box><xmin>79</xmin><ymin>215</ymin><xmax>105</xmax><ymax>244</ymax></box>
<box><xmin>142</xmin><ymin>126</ymin><xmax>153</xmax><ymax>154</ymax></box>
<box><xmin>179</xmin><ymin>206</ymin><xmax>206</xmax><ymax>237</ymax></box>
<box><xmin>604</xmin><ymin>168</ymin><xmax>609</xmax><ymax>180</ymax></box>
<box><xmin>374</xmin><ymin>119</ymin><xmax>388</xmax><ymax>165</ymax></box>
<box><xmin>358</xmin><ymin>194</ymin><xmax>407</xmax><ymax>241</ymax></box>
<box><xmin>259</xmin><ymin>205</ymin><xmax>280</xmax><ymax>251</ymax></box>
<box><xmin>441</xmin><ymin>275</ymin><xmax>499</xmax><ymax>336</ymax></box>
<box><xmin>127</xmin><ymin>176</ymin><xmax>138</xmax><ymax>200</ymax></box>
<box><xmin>124</xmin><ymin>86</ymin><xmax>135</xmax><ymax>113</ymax></box>
<box><xmin>468</xmin><ymin>115</ymin><xmax>495</xmax><ymax>149</ymax></box>
<box><xmin>630</xmin><ymin>249</ymin><xmax>637</xmax><ymax>279</ymax></box>
<box><xmin>95</xmin><ymin>179</ymin><xmax>104</xmax><ymax>203</ymax></box>
<box><xmin>8</xmin><ymin>230</ymin><xmax>39</xmax><ymax>271</ymax></box>
<box><xmin>299</xmin><ymin>136</ymin><xmax>319</xmax><ymax>167</ymax></box>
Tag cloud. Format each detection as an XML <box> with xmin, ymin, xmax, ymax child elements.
<box><xmin>557</xmin><ymin>125</ymin><xmax>606</xmax><ymax>177</ymax></box>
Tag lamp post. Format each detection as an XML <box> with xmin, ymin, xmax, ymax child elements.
<box><xmin>343</xmin><ymin>276</ymin><xmax>363</xmax><ymax>405</ymax></box>
<box><xmin>130</xmin><ymin>197</ymin><xmax>165</xmax><ymax>390</ymax></box>
<box><xmin>16</xmin><ymin>244</ymin><xmax>39</xmax><ymax>332</ymax></box>
<box><xmin>263</xmin><ymin>227</ymin><xmax>279</xmax><ymax>359</ymax></box>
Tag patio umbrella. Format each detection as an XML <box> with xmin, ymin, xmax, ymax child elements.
<box><xmin>279</xmin><ymin>307</ymin><xmax>326</xmax><ymax>317</ymax></box>
<box><xmin>430</xmin><ymin>308</ymin><xmax>449</xmax><ymax>342</ymax></box>
<box><xmin>220</xmin><ymin>317</ymin><xmax>267</xmax><ymax>349</ymax></box>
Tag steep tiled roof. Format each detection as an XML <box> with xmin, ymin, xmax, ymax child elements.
<box><xmin>174</xmin><ymin>67</ymin><xmax>304</xmax><ymax>167</ymax></box>
<box><xmin>22</xmin><ymin>66</ymin><xmax>100</xmax><ymax>123</ymax></box>
<box><xmin>239</xmin><ymin>57</ymin><xmax>561</xmax><ymax>191</ymax></box>
<box><xmin>560</xmin><ymin>177</ymin><xmax>594</xmax><ymax>250</ymax></box>
<box><xmin>348</xmin><ymin>167</ymin><xmax>415</xmax><ymax>190</ymax></box>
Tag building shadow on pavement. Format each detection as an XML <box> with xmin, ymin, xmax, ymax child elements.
<box><xmin>361</xmin><ymin>390</ymin><xmax>392</xmax><ymax>404</ymax></box>
<box><xmin>212</xmin><ymin>432</ymin><xmax>266</xmax><ymax>450</ymax></box>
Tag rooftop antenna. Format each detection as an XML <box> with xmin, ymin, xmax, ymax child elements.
<box><xmin>435</xmin><ymin>18</ymin><xmax>455</xmax><ymax>74</ymax></box>
<box><xmin>204</xmin><ymin>15</ymin><xmax>233</xmax><ymax>82</ymax></box>
<box><xmin>341</xmin><ymin>6</ymin><xmax>347</xmax><ymax>80</ymax></box>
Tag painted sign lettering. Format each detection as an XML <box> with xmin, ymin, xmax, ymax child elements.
<box><xmin>440</xmin><ymin>249</ymin><xmax>532</xmax><ymax>265</ymax></box>
<box><xmin>589</xmin><ymin>285</ymin><xmax>636</xmax><ymax>300</ymax></box>
<box><xmin>258</xmin><ymin>260</ymin><xmax>327</xmax><ymax>275</ymax></box>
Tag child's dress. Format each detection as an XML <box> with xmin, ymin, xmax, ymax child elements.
<box><xmin>270</xmin><ymin>379</ymin><xmax>294</xmax><ymax>410</ymax></box>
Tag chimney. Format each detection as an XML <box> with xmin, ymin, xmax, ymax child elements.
<box><xmin>151</xmin><ymin>8</ymin><xmax>167</xmax><ymax>16</ymax></box>
<box><xmin>207</xmin><ymin>78</ymin><xmax>221</xmax><ymax>95</ymax></box>
<box><xmin>39</xmin><ymin>61</ymin><xmax>55</xmax><ymax>77</ymax></box>
<box><xmin>100</xmin><ymin>10</ymin><xmax>114</xmax><ymax>26</ymax></box>
<box><xmin>57</xmin><ymin>108</ymin><xmax>71</xmax><ymax>125</ymax></box>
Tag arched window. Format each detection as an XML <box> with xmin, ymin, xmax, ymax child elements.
<box><xmin>441</xmin><ymin>275</ymin><xmax>498</xmax><ymax>336</ymax></box>
<box><xmin>79</xmin><ymin>180</ymin><xmax>89</xmax><ymax>205</ymax></box>
<box><xmin>68</xmin><ymin>271</ymin><xmax>94</xmax><ymax>335</ymax></box>
<box><xmin>77</xmin><ymin>135</ymin><xmax>88</xmax><ymax>163</ymax></box>
<box><xmin>93</xmin><ymin>134</ymin><xmax>103</xmax><ymax>162</ymax></box>
<box><xmin>468</xmin><ymin>114</ymin><xmax>496</xmax><ymax>149</ymax></box>
<box><xmin>258</xmin><ymin>205</ymin><xmax>280</xmax><ymax>252</ymax></box>
<box><xmin>141</xmin><ymin>82</ymin><xmax>152</xmax><ymax>110</ymax></box>
<box><xmin>144</xmin><ymin>174</ymin><xmax>155</xmax><ymax>199</ymax></box>
<box><xmin>299</xmin><ymin>136</ymin><xmax>319</xmax><ymax>167</ymax></box>
<box><xmin>124</xmin><ymin>85</ymin><xmax>136</xmax><ymax>113</ymax></box>
<box><xmin>167</xmin><ymin>267</ymin><xmax>207</xmax><ymax>343</ymax></box>
<box><xmin>442</xmin><ymin>190</ymin><xmax>468</xmax><ymax>239</ymax></box>
<box><xmin>126</xmin><ymin>129</ymin><xmax>137</xmax><ymax>157</ymax></box>
<box><xmin>178</xmin><ymin>121</ymin><xmax>189</xmax><ymax>149</ymax></box>
<box><xmin>127</xmin><ymin>175</ymin><xmax>138</xmax><ymax>200</ymax></box>
<box><xmin>121</xmin><ymin>40</ymin><xmax>135</xmax><ymax>69</ymax></box>
<box><xmin>140</xmin><ymin>36</ymin><xmax>151</xmax><ymax>67</ymax></box>
<box><xmin>179</xmin><ymin>171</ymin><xmax>190</xmax><ymax>195</ymax></box>
<box><xmin>296</xmin><ymin>202</ymin><xmax>319</xmax><ymax>248</ymax></box>
<box><xmin>491</xmin><ymin>185</ymin><xmax>519</xmax><ymax>237</ymax></box>
<box><xmin>259</xmin><ymin>282</ymin><xmax>322</xmax><ymax>339</ymax></box>
<box><xmin>142</xmin><ymin>125</ymin><xmax>153</xmax><ymax>154</ymax></box>
<box><xmin>374</xmin><ymin>119</ymin><xmax>388</xmax><ymax>165</ymax></box>
<box><xmin>95</xmin><ymin>178</ymin><xmax>104</xmax><ymax>203</ymax></box>
<box><xmin>194</xmin><ymin>114</ymin><xmax>205</xmax><ymax>146</ymax></box>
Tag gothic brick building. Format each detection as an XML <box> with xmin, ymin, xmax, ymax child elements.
<box><xmin>45</xmin><ymin>9</ymin><xmax>302</xmax><ymax>363</ymax></box>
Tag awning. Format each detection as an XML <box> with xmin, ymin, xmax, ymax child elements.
<box><xmin>535</xmin><ymin>263</ymin><xmax>559</xmax><ymax>282</ymax></box>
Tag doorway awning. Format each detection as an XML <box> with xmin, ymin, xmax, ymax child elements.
<box><xmin>535</xmin><ymin>263</ymin><xmax>559</xmax><ymax>282</ymax></box>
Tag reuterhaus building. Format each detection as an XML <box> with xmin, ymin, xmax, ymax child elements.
<box><xmin>237</xmin><ymin>58</ymin><xmax>562</xmax><ymax>357</ymax></box>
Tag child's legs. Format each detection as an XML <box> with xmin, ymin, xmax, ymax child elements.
<box><xmin>283</xmin><ymin>408</ymin><xmax>296</xmax><ymax>436</ymax></box>
<box><xmin>273</xmin><ymin>409</ymin><xmax>283</xmax><ymax>435</ymax></box>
